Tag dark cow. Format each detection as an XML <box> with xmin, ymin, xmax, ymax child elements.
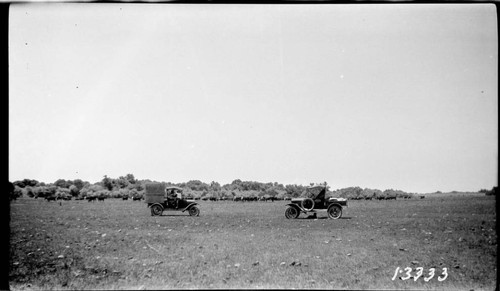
<box><xmin>97</xmin><ymin>196</ymin><xmax>105</xmax><ymax>202</ymax></box>
<box><xmin>45</xmin><ymin>196</ymin><xmax>56</xmax><ymax>202</ymax></box>
<box><xmin>243</xmin><ymin>196</ymin><xmax>257</xmax><ymax>202</ymax></box>
<box><xmin>122</xmin><ymin>196</ymin><xmax>129</xmax><ymax>200</ymax></box>
<box><xmin>86</xmin><ymin>196</ymin><xmax>97</xmax><ymax>202</ymax></box>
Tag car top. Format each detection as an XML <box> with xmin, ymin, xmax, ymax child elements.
<box><xmin>165</xmin><ymin>186</ymin><xmax>183</xmax><ymax>191</ymax></box>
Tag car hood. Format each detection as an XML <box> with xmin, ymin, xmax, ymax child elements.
<box><xmin>329</xmin><ymin>197</ymin><xmax>347</xmax><ymax>202</ymax></box>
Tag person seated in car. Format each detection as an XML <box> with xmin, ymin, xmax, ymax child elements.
<box><xmin>165</xmin><ymin>189</ymin><xmax>177</xmax><ymax>208</ymax></box>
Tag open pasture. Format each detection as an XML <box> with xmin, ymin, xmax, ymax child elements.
<box><xmin>9</xmin><ymin>195</ymin><xmax>496</xmax><ymax>290</ymax></box>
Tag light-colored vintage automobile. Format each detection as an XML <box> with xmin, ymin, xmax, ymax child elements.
<box><xmin>285</xmin><ymin>186</ymin><xmax>347</xmax><ymax>219</ymax></box>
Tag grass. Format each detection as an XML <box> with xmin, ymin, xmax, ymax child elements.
<box><xmin>9</xmin><ymin>194</ymin><xmax>496</xmax><ymax>290</ymax></box>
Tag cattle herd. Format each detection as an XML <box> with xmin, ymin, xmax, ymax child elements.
<box><xmin>43</xmin><ymin>195</ymin><xmax>143</xmax><ymax>202</ymax></box>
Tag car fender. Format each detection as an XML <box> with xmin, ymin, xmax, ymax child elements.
<box><xmin>181</xmin><ymin>202</ymin><xmax>198</xmax><ymax>212</ymax></box>
<box><xmin>286</xmin><ymin>203</ymin><xmax>307</xmax><ymax>213</ymax></box>
<box><xmin>327</xmin><ymin>203</ymin><xmax>343</xmax><ymax>210</ymax></box>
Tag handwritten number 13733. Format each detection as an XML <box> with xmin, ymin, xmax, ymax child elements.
<box><xmin>392</xmin><ymin>267</ymin><xmax>448</xmax><ymax>282</ymax></box>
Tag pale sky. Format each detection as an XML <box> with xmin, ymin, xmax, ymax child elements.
<box><xmin>9</xmin><ymin>3</ymin><xmax>498</xmax><ymax>193</ymax></box>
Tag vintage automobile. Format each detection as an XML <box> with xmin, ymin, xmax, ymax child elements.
<box><xmin>145</xmin><ymin>183</ymin><xmax>200</xmax><ymax>216</ymax></box>
<box><xmin>285</xmin><ymin>185</ymin><xmax>347</xmax><ymax>219</ymax></box>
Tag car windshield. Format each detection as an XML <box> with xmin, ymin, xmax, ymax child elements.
<box><xmin>307</xmin><ymin>187</ymin><xmax>326</xmax><ymax>200</ymax></box>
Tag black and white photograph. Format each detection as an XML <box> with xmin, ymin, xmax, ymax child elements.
<box><xmin>8</xmin><ymin>2</ymin><xmax>497</xmax><ymax>290</ymax></box>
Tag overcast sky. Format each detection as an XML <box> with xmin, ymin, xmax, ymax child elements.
<box><xmin>9</xmin><ymin>3</ymin><xmax>498</xmax><ymax>193</ymax></box>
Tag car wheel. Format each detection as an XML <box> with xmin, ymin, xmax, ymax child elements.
<box><xmin>301</xmin><ymin>198</ymin><xmax>315</xmax><ymax>211</ymax></box>
<box><xmin>188</xmin><ymin>206</ymin><xmax>200</xmax><ymax>216</ymax></box>
<box><xmin>151</xmin><ymin>204</ymin><xmax>163</xmax><ymax>216</ymax></box>
<box><xmin>285</xmin><ymin>206</ymin><xmax>299</xmax><ymax>219</ymax></box>
<box><xmin>328</xmin><ymin>205</ymin><xmax>342</xmax><ymax>219</ymax></box>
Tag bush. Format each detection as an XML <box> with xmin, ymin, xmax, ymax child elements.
<box><xmin>25</xmin><ymin>187</ymin><xmax>35</xmax><ymax>198</ymax></box>
<box><xmin>55</xmin><ymin>187</ymin><xmax>71</xmax><ymax>199</ymax></box>
<box><xmin>69</xmin><ymin>185</ymin><xmax>80</xmax><ymax>197</ymax></box>
<box><xmin>485</xmin><ymin>186</ymin><xmax>497</xmax><ymax>196</ymax></box>
<box><xmin>335</xmin><ymin>187</ymin><xmax>363</xmax><ymax>199</ymax></box>
<box><xmin>361</xmin><ymin>188</ymin><xmax>382</xmax><ymax>199</ymax></box>
<box><xmin>12</xmin><ymin>186</ymin><xmax>23</xmax><ymax>200</ymax></box>
<box><xmin>119</xmin><ymin>188</ymin><xmax>130</xmax><ymax>198</ymax></box>
<box><xmin>33</xmin><ymin>186</ymin><xmax>57</xmax><ymax>199</ymax></box>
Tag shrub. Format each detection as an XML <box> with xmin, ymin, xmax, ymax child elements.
<box><xmin>55</xmin><ymin>187</ymin><xmax>71</xmax><ymax>199</ymax></box>
<box><xmin>485</xmin><ymin>186</ymin><xmax>497</xmax><ymax>196</ymax></box>
<box><xmin>25</xmin><ymin>187</ymin><xmax>35</xmax><ymax>198</ymax></box>
<box><xmin>69</xmin><ymin>185</ymin><xmax>80</xmax><ymax>197</ymax></box>
<box><xmin>12</xmin><ymin>186</ymin><xmax>23</xmax><ymax>200</ymax></box>
<box><xmin>119</xmin><ymin>188</ymin><xmax>130</xmax><ymax>198</ymax></box>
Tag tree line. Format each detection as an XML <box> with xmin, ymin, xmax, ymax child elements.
<box><xmin>9</xmin><ymin>176</ymin><xmax>321</xmax><ymax>201</ymax></box>
<box><xmin>8</xmin><ymin>175</ymin><xmax>497</xmax><ymax>201</ymax></box>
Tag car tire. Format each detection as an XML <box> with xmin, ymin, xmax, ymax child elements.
<box><xmin>285</xmin><ymin>206</ymin><xmax>299</xmax><ymax>219</ymax></box>
<box><xmin>301</xmin><ymin>198</ymin><xmax>315</xmax><ymax>211</ymax></box>
<box><xmin>151</xmin><ymin>204</ymin><xmax>163</xmax><ymax>216</ymax></box>
<box><xmin>188</xmin><ymin>206</ymin><xmax>200</xmax><ymax>216</ymax></box>
<box><xmin>327</xmin><ymin>205</ymin><xmax>342</xmax><ymax>219</ymax></box>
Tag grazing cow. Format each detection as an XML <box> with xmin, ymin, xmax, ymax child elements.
<box><xmin>86</xmin><ymin>196</ymin><xmax>96</xmax><ymax>202</ymax></box>
<box><xmin>420</xmin><ymin>195</ymin><xmax>425</xmax><ymax>199</ymax></box>
<box><xmin>45</xmin><ymin>196</ymin><xmax>56</xmax><ymax>202</ymax></box>
<box><xmin>97</xmin><ymin>196</ymin><xmax>105</xmax><ymax>202</ymax></box>
<box><xmin>122</xmin><ymin>196</ymin><xmax>129</xmax><ymax>200</ymax></box>
<box><xmin>132</xmin><ymin>196</ymin><xmax>141</xmax><ymax>201</ymax></box>
<box><xmin>233</xmin><ymin>197</ymin><xmax>242</xmax><ymax>202</ymax></box>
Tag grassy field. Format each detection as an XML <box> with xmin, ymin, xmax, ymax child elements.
<box><xmin>9</xmin><ymin>194</ymin><xmax>496</xmax><ymax>290</ymax></box>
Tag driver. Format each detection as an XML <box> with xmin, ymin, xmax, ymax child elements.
<box><xmin>166</xmin><ymin>188</ymin><xmax>177</xmax><ymax>208</ymax></box>
<box><xmin>174</xmin><ymin>189</ymin><xmax>182</xmax><ymax>209</ymax></box>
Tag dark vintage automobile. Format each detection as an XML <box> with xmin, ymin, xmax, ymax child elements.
<box><xmin>285</xmin><ymin>185</ymin><xmax>347</xmax><ymax>219</ymax></box>
<box><xmin>145</xmin><ymin>184</ymin><xmax>200</xmax><ymax>216</ymax></box>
